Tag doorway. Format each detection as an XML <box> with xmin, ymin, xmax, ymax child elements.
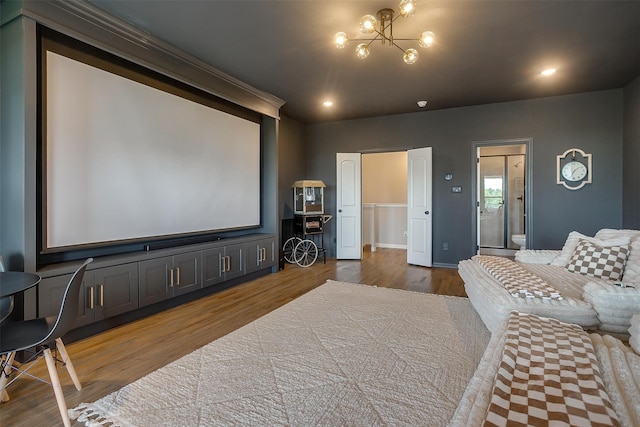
<box><xmin>336</xmin><ymin>149</ymin><xmax>432</xmax><ymax>266</ymax></box>
<box><xmin>474</xmin><ymin>140</ymin><xmax>531</xmax><ymax>257</ymax></box>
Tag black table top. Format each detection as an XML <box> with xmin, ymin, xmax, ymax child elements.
<box><xmin>0</xmin><ymin>272</ymin><xmax>41</xmax><ymax>298</ymax></box>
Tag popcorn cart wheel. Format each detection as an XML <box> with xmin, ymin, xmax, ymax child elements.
<box><xmin>282</xmin><ymin>237</ymin><xmax>302</xmax><ymax>263</ymax></box>
<box><xmin>282</xmin><ymin>237</ymin><xmax>318</xmax><ymax>267</ymax></box>
<box><xmin>293</xmin><ymin>239</ymin><xmax>318</xmax><ymax>267</ymax></box>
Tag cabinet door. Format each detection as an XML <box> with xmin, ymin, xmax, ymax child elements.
<box><xmin>245</xmin><ymin>241</ymin><xmax>261</xmax><ymax>274</ymax></box>
<box><xmin>224</xmin><ymin>243</ymin><xmax>245</xmax><ymax>280</ymax></box>
<box><xmin>139</xmin><ymin>256</ymin><xmax>173</xmax><ymax>308</ymax></box>
<box><xmin>202</xmin><ymin>247</ymin><xmax>224</xmax><ymax>287</ymax></box>
<box><xmin>38</xmin><ymin>272</ymin><xmax>90</xmax><ymax>321</ymax></box>
<box><xmin>173</xmin><ymin>252</ymin><xmax>201</xmax><ymax>296</ymax></box>
<box><xmin>93</xmin><ymin>263</ymin><xmax>139</xmax><ymax>321</ymax></box>
<box><xmin>261</xmin><ymin>238</ymin><xmax>277</xmax><ymax>269</ymax></box>
<box><xmin>246</xmin><ymin>238</ymin><xmax>277</xmax><ymax>273</ymax></box>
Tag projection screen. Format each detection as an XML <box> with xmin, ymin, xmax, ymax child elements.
<box><xmin>45</xmin><ymin>51</ymin><xmax>261</xmax><ymax>251</ymax></box>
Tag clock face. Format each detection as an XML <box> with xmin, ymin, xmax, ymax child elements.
<box><xmin>561</xmin><ymin>161</ymin><xmax>587</xmax><ymax>182</ymax></box>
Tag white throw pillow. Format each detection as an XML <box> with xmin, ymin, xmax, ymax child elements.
<box><xmin>550</xmin><ymin>231</ymin><xmax>630</xmax><ymax>267</ymax></box>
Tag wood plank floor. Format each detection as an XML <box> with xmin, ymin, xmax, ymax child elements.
<box><xmin>0</xmin><ymin>249</ymin><xmax>466</xmax><ymax>426</ymax></box>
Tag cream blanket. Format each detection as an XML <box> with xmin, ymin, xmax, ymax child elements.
<box><xmin>70</xmin><ymin>281</ymin><xmax>490</xmax><ymax>426</ymax></box>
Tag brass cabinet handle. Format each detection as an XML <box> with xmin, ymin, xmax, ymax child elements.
<box><xmin>176</xmin><ymin>267</ymin><xmax>181</xmax><ymax>285</ymax></box>
<box><xmin>89</xmin><ymin>286</ymin><xmax>94</xmax><ymax>310</ymax></box>
<box><xmin>99</xmin><ymin>284</ymin><xmax>104</xmax><ymax>307</ymax></box>
<box><xmin>169</xmin><ymin>268</ymin><xmax>174</xmax><ymax>287</ymax></box>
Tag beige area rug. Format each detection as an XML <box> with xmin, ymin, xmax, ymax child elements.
<box><xmin>70</xmin><ymin>280</ymin><xmax>490</xmax><ymax>426</ymax></box>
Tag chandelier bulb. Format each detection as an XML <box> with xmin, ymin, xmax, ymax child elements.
<box><xmin>359</xmin><ymin>14</ymin><xmax>377</xmax><ymax>34</ymax></box>
<box><xmin>403</xmin><ymin>48</ymin><xmax>418</xmax><ymax>64</ymax></box>
<box><xmin>334</xmin><ymin>32</ymin><xmax>349</xmax><ymax>49</ymax></box>
<box><xmin>355</xmin><ymin>43</ymin><xmax>370</xmax><ymax>59</ymax></box>
<box><xmin>399</xmin><ymin>0</ymin><xmax>417</xmax><ymax>17</ymax></box>
<box><xmin>419</xmin><ymin>31</ymin><xmax>435</xmax><ymax>48</ymax></box>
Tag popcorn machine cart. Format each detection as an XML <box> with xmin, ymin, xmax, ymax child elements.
<box><xmin>283</xmin><ymin>180</ymin><xmax>332</xmax><ymax>267</ymax></box>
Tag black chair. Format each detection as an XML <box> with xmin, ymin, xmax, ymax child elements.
<box><xmin>0</xmin><ymin>258</ymin><xmax>92</xmax><ymax>427</ymax></box>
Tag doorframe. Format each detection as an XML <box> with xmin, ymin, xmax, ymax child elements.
<box><xmin>471</xmin><ymin>138</ymin><xmax>533</xmax><ymax>255</ymax></box>
<box><xmin>336</xmin><ymin>147</ymin><xmax>416</xmax><ymax>259</ymax></box>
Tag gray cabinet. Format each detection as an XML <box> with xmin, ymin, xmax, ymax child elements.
<box><xmin>36</xmin><ymin>234</ymin><xmax>275</xmax><ymax>334</ymax></box>
<box><xmin>139</xmin><ymin>251</ymin><xmax>201</xmax><ymax>307</ymax></box>
<box><xmin>246</xmin><ymin>237</ymin><xmax>276</xmax><ymax>273</ymax></box>
<box><xmin>202</xmin><ymin>243</ymin><xmax>244</xmax><ymax>287</ymax></box>
<box><xmin>38</xmin><ymin>262</ymin><xmax>138</xmax><ymax>329</ymax></box>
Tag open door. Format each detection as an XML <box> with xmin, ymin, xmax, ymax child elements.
<box><xmin>336</xmin><ymin>153</ymin><xmax>362</xmax><ymax>259</ymax></box>
<box><xmin>407</xmin><ymin>147</ymin><xmax>432</xmax><ymax>267</ymax></box>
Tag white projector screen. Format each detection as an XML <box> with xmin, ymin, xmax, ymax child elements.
<box><xmin>45</xmin><ymin>51</ymin><xmax>261</xmax><ymax>250</ymax></box>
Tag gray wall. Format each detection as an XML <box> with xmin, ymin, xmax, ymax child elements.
<box><xmin>0</xmin><ymin>3</ymin><xmax>279</xmax><ymax>274</ymax></box>
<box><xmin>302</xmin><ymin>90</ymin><xmax>624</xmax><ymax>265</ymax></box>
<box><xmin>278</xmin><ymin>115</ymin><xmax>307</xmax><ymax>222</ymax></box>
<box><xmin>0</xmin><ymin>12</ymin><xmax>38</xmax><ymax>272</ymax></box>
<box><xmin>623</xmin><ymin>76</ymin><xmax>640</xmax><ymax>229</ymax></box>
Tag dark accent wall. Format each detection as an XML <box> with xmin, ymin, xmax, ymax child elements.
<box><xmin>278</xmin><ymin>115</ymin><xmax>307</xmax><ymax>223</ymax></box>
<box><xmin>623</xmin><ymin>76</ymin><xmax>640</xmax><ymax>229</ymax></box>
<box><xmin>1</xmin><ymin>2</ymin><xmax>281</xmax><ymax>275</ymax></box>
<box><xmin>304</xmin><ymin>90</ymin><xmax>624</xmax><ymax>265</ymax></box>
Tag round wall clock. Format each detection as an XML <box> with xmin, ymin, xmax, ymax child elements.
<box><xmin>556</xmin><ymin>148</ymin><xmax>592</xmax><ymax>190</ymax></box>
<box><xmin>561</xmin><ymin>160</ymin><xmax>588</xmax><ymax>182</ymax></box>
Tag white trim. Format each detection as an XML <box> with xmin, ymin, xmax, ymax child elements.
<box><xmin>376</xmin><ymin>243</ymin><xmax>407</xmax><ymax>250</ymax></box>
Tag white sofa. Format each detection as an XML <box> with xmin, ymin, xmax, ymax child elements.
<box><xmin>459</xmin><ymin>229</ymin><xmax>640</xmax><ymax>336</ymax></box>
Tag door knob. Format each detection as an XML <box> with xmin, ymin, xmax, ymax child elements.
<box><xmin>425</xmin><ymin>211</ymin><xmax>430</xmax><ymax>215</ymax></box>
<box><xmin>338</xmin><ymin>209</ymin><xmax>342</xmax><ymax>213</ymax></box>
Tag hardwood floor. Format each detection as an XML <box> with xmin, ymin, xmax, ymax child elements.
<box><xmin>0</xmin><ymin>249</ymin><xmax>466</xmax><ymax>426</ymax></box>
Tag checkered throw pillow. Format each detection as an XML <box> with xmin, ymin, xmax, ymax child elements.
<box><xmin>484</xmin><ymin>312</ymin><xmax>620</xmax><ymax>427</ymax></box>
<box><xmin>566</xmin><ymin>239</ymin><xmax>629</xmax><ymax>281</ymax></box>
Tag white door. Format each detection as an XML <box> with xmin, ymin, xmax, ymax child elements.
<box><xmin>336</xmin><ymin>153</ymin><xmax>362</xmax><ymax>259</ymax></box>
<box><xmin>407</xmin><ymin>147</ymin><xmax>432</xmax><ymax>266</ymax></box>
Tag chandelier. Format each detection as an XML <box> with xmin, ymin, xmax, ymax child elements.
<box><xmin>334</xmin><ymin>0</ymin><xmax>435</xmax><ymax>65</ymax></box>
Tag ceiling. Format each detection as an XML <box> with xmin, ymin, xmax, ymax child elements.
<box><xmin>89</xmin><ymin>0</ymin><xmax>640</xmax><ymax>124</ymax></box>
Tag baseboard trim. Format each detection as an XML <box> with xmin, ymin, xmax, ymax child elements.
<box><xmin>432</xmin><ymin>262</ymin><xmax>459</xmax><ymax>269</ymax></box>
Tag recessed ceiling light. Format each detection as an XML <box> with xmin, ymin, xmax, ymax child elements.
<box><xmin>541</xmin><ymin>68</ymin><xmax>557</xmax><ymax>76</ymax></box>
<box><xmin>417</xmin><ymin>100</ymin><xmax>428</xmax><ymax>108</ymax></box>
<box><xmin>323</xmin><ymin>100</ymin><xmax>333</xmax><ymax>107</ymax></box>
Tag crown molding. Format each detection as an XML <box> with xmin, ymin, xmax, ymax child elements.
<box><xmin>15</xmin><ymin>0</ymin><xmax>285</xmax><ymax>118</ymax></box>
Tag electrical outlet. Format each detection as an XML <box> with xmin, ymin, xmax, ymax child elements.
<box><xmin>443</xmin><ymin>242</ymin><xmax>449</xmax><ymax>251</ymax></box>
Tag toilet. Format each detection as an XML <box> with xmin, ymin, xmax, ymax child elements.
<box><xmin>511</xmin><ymin>234</ymin><xmax>526</xmax><ymax>251</ymax></box>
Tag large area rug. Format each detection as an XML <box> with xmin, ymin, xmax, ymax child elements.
<box><xmin>70</xmin><ymin>280</ymin><xmax>490</xmax><ymax>426</ymax></box>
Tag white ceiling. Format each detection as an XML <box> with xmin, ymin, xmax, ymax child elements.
<box><xmin>90</xmin><ymin>0</ymin><xmax>640</xmax><ymax>124</ymax></box>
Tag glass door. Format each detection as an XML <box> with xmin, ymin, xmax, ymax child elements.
<box><xmin>506</xmin><ymin>155</ymin><xmax>525</xmax><ymax>249</ymax></box>
<box><xmin>479</xmin><ymin>156</ymin><xmax>505</xmax><ymax>248</ymax></box>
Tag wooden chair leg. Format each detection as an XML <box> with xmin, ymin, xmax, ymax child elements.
<box><xmin>0</xmin><ymin>352</ymin><xmax>16</xmax><ymax>402</ymax></box>
<box><xmin>55</xmin><ymin>338</ymin><xmax>82</xmax><ymax>391</ymax></box>
<box><xmin>43</xmin><ymin>347</ymin><xmax>71</xmax><ymax>427</ymax></box>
